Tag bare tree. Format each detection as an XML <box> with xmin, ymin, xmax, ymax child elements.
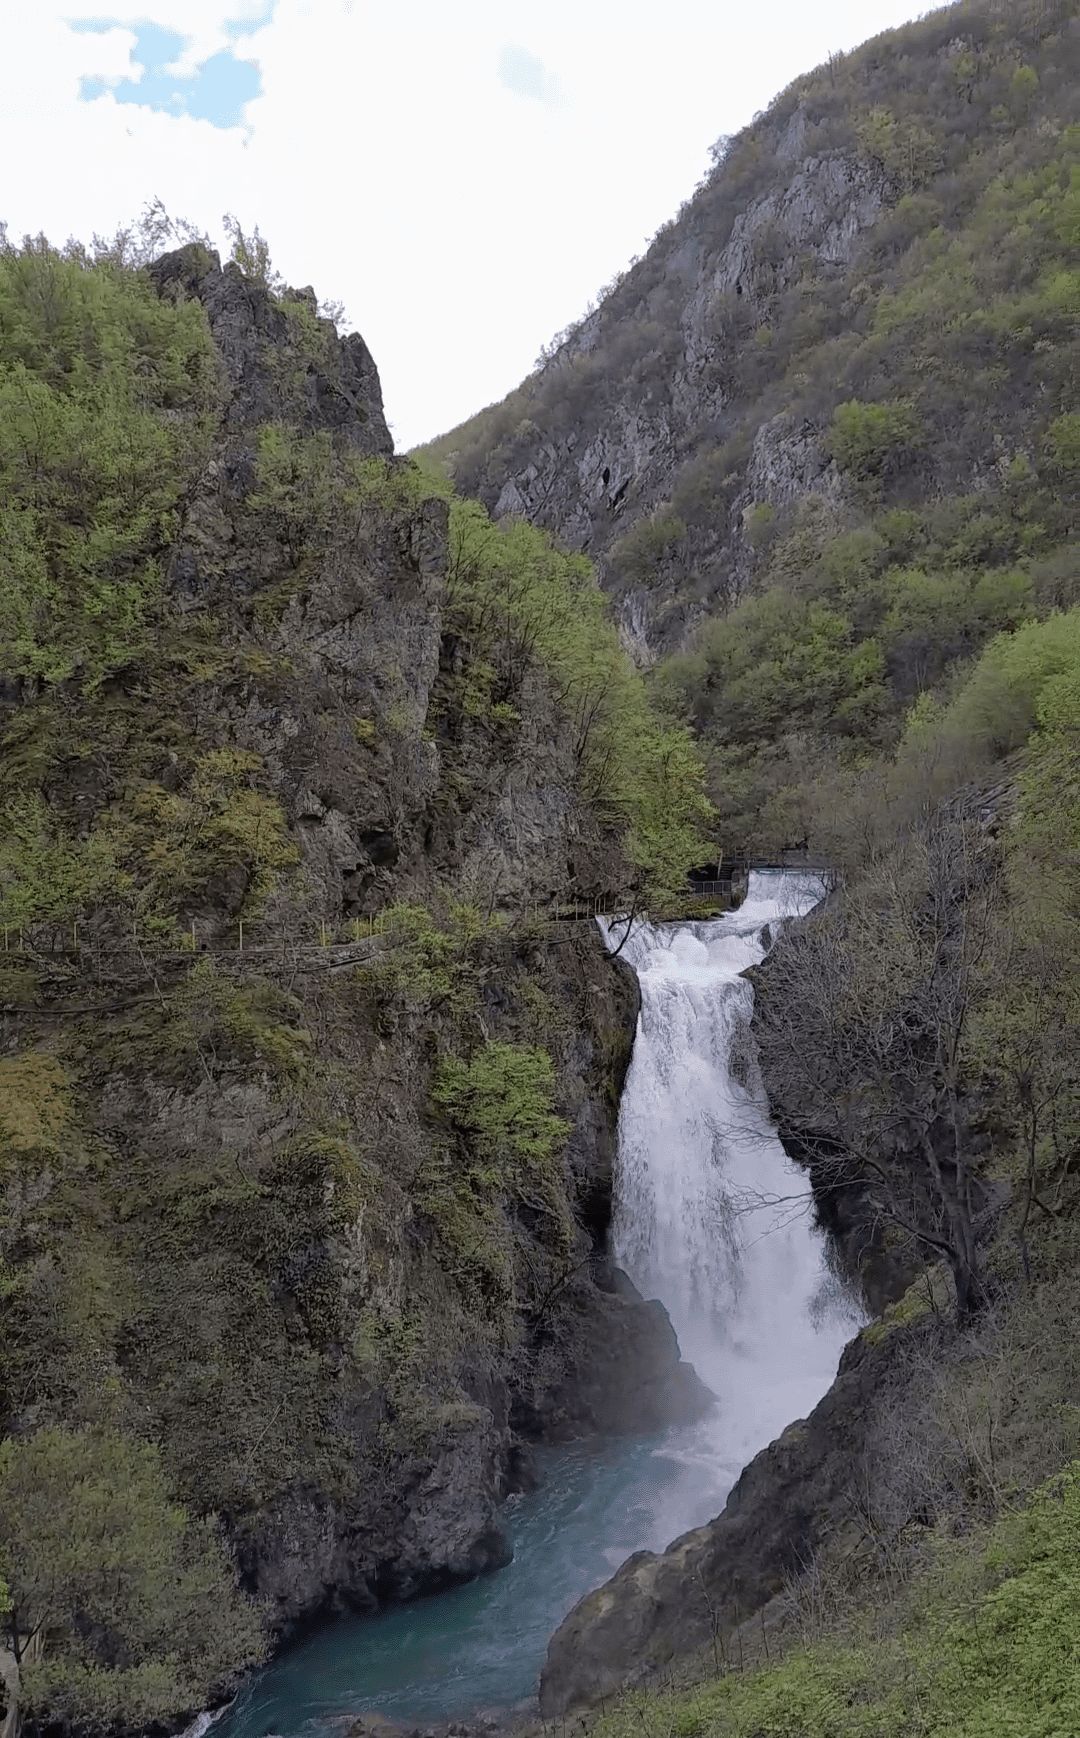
<box><xmin>754</xmin><ymin>809</ymin><xmax>1000</xmax><ymax>1320</ymax></box>
<box><xmin>968</xmin><ymin>924</ymin><xmax>1080</xmax><ymax>1279</ymax></box>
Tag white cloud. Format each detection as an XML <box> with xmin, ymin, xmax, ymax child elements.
<box><xmin>67</xmin><ymin>24</ymin><xmax>137</xmax><ymax>87</ymax></box>
<box><xmin>4</xmin><ymin>1</ymin><xmax>927</xmax><ymax>447</ymax></box>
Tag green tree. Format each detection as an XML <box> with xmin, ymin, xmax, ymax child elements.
<box><xmin>829</xmin><ymin>399</ymin><xmax>923</xmax><ymax>480</ymax></box>
<box><xmin>1009</xmin><ymin>62</ymin><xmax>1040</xmax><ymax>118</ymax></box>
<box><xmin>0</xmin><ymin>1428</ymin><xmax>264</xmax><ymax>1733</ymax></box>
<box><xmin>941</xmin><ymin>607</ymin><xmax>1080</xmax><ymax>762</ymax></box>
<box><xmin>1043</xmin><ymin>411</ymin><xmax>1080</xmax><ymax>481</ymax></box>
<box><xmin>855</xmin><ymin>105</ymin><xmax>943</xmax><ymax>191</ymax></box>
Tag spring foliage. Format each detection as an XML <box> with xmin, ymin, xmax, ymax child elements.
<box><xmin>0</xmin><ymin>1428</ymin><xmax>264</xmax><ymax>1733</ymax></box>
<box><xmin>434</xmin><ymin>1042</ymin><xmax>567</xmax><ymax>1172</ymax></box>
<box><xmin>0</xmin><ymin>233</ymin><xmax>219</xmax><ymax>686</ymax></box>
<box><xmin>442</xmin><ymin>499</ymin><xmax>712</xmax><ymax>900</ymax></box>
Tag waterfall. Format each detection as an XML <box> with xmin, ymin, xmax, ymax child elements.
<box><xmin>211</xmin><ymin>870</ymin><xmax>862</xmax><ymax>1738</ymax></box>
<box><xmin>603</xmin><ymin>869</ymin><xmax>859</xmax><ymax>1526</ymax></box>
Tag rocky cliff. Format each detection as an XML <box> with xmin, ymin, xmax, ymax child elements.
<box><xmin>424</xmin><ymin>0</ymin><xmax>1078</xmax><ymax>661</ymax></box>
<box><xmin>0</xmin><ymin>240</ymin><xmax>706</xmax><ymax>1691</ymax></box>
<box><xmin>540</xmin><ymin>1322</ymin><xmax>895</xmax><ymax>1716</ymax></box>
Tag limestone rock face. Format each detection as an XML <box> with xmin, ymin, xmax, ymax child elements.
<box><xmin>437</xmin><ymin>2</ymin><xmax>1076</xmax><ymax>663</ymax></box>
<box><xmin>745</xmin><ymin>413</ymin><xmax>843</xmax><ymax>513</ymax></box>
<box><xmin>443</xmin><ymin>121</ymin><xmax>887</xmax><ymax>656</ymax></box>
<box><xmin>149</xmin><ymin>245</ymin><xmax>392</xmax><ymax>453</ymax></box>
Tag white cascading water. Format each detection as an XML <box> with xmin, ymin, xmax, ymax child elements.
<box><xmin>603</xmin><ymin>869</ymin><xmax>861</xmax><ymax>1536</ymax></box>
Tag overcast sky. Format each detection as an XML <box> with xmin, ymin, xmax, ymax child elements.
<box><xmin>5</xmin><ymin>2</ymin><xmax>930</xmax><ymax>447</ymax></box>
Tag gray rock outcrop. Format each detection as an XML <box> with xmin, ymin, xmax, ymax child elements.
<box><xmin>540</xmin><ymin>1326</ymin><xmax>892</xmax><ymax>1717</ymax></box>
<box><xmin>440</xmin><ymin>117</ymin><xmax>887</xmax><ymax>655</ymax></box>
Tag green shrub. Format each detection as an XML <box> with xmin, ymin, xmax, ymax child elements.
<box><xmin>610</xmin><ymin>510</ymin><xmax>687</xmax><ymax>585</ymax></box>
<box><xmin>0</xmin><ymin>794</ymin><xmax>127</xmax><ymax>928</ymax></box>
<box><xmin>433</xmin><ymin>1042</ymin><xmax>567</xmax><ymax>1173</ymax></box>
<box><xmin>414</xmin><ymin>1169</ymin><xmax>517</xmax><ymax>1323</ymax></box>
<box><xmin>149</xmin><ymin>959</ymin><xmax>312</xmax><ymax>1083</ymax></box>
<box><xmin>122</xmin><ymin>749</ymin><xmax>299</xmax><ymax>921</ymax></box>
<box><xmin>829</xmin><ymin>399</ymin><xmax>923</xmax><ymax>478</ymax></box>
<box><xmin>1043</xmin><ymin>411</ymin><xmax>1080</xmax><ymax>480</ymax></box>
<box><xmin>0</xmin><ymin>1053</ymin><xmax>71</xmax><ymax>1174</ymax></box>
<box><xmin>359</xmin><ymin>902</ymin><xmax>503</xmax><ymax>1019</ymax></box>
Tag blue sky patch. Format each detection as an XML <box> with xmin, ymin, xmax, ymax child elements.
<box><xmin>76</xmin><ymin>17</ymin><xmax>264</xmax><ymax>129</ymax></box>
<box><xmin>497</xmin><ymin>43</ymin><xmax>561</xmax><ymax>107</ymax></box>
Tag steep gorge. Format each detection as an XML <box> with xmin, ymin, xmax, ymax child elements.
<box><xmin>418</xmin><ymin>0</ymin><xmax>1080</xmax><ymax>1726</ymax></box>
<box><xmin>3</xmin><ymin>2</ymin><xmax>1080</xmax><ymax>1733</ymax></box>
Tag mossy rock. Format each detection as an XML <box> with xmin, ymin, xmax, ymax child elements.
<box><xmin>861</xmin><ymin>1264</ymin><xmax>950</xmax><ymax>1345</ymax></box>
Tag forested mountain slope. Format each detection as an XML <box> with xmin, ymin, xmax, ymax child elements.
<box><xmin>424</xmin><ymin>0</ymin><xmax>1078</xmax><ymax>853</ymax></box>
<box><xmin>0</xmin><ymin>233</ymin><xmax>709</xmax><ymax>1735</ymax></box>
<box><xmin>418</xmin><ymin>2</ymin><xmax>1080</xmax><ymax>1727</ymax></box>
<box><xmin>428</xmin><ymin>0</ymin><xmax>1076</xmax><ymax>636</ymax></box>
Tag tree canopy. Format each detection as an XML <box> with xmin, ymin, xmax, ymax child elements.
<box><xmin>0</xmin><ymin>1428</ymin><xmax>264</xmax><ymax>1733</ymax></box>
